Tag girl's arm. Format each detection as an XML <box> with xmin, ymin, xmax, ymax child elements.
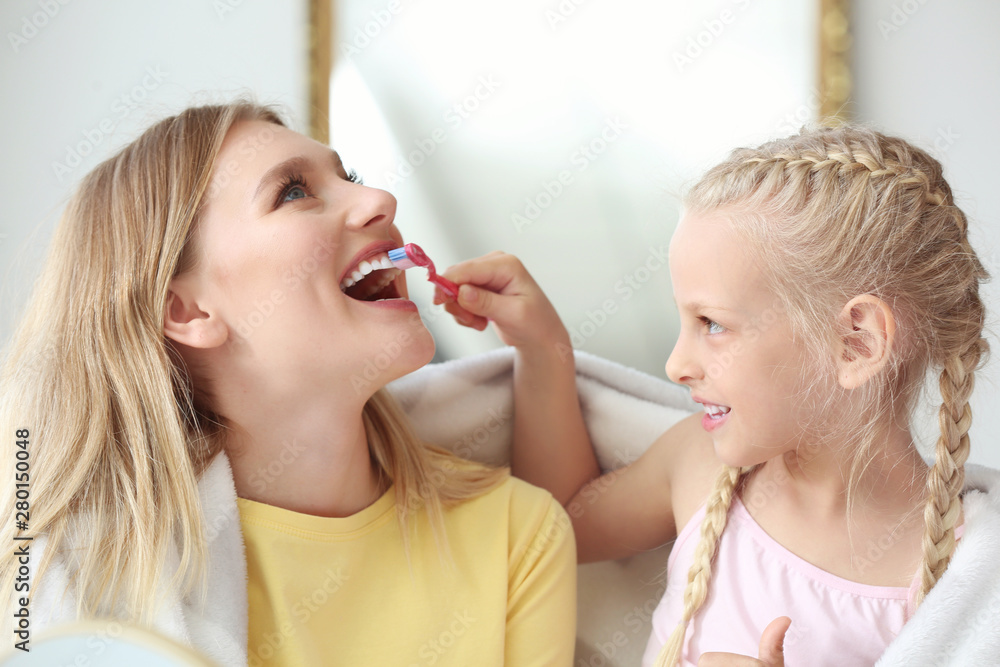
<box><xmin>569</xmin><ymin>412</ymin><xmax>707</xmax><ymax>563</ymax></box>
<box><xmin>439</xmin><ymin>252</ymin><xmax>600</xmax><ymax>505</ymax></box>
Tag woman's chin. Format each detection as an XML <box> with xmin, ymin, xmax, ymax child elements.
<box><xmin>350</xmin><ymin>328</ymin><xmax>436</xmax><ymax>395</ymax></box>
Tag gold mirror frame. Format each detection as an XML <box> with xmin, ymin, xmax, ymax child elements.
<box><xmin>308</xmin><ymin>1</ymin><xmax>851</xmax><ymax>142</ymax></box>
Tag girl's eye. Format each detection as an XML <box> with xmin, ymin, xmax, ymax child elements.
<box><xmin>283</xmin><ymin>185</ymin><xmax>307</xmax><ymax>202</ymax></box>
<box><xmin>700</xmin><ymin>317</ymin><xmax>725</xmax><ymax>334</ymax></box>
<box><xmin>346</xmin><ymin>168</ymin><xmax>363</xmax><ymax>185</ymax></box>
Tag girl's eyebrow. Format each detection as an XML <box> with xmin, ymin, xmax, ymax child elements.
<box><xmin>673</xmin><ymin>297</ymin><xmax>735</xmax><ymax>314</ymax></box>
<box><xmin>252</xmin><ymin>148</ymin><xmax>344</xmax><ymax>202</ymax></box>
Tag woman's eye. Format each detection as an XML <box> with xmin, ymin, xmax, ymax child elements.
<box><xmin>283</xmin><ymin>185</ymin><xmax>307</xmax><ymax>202</ymax></box>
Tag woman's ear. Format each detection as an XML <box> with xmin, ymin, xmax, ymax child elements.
<box><xmin>836</xmin><ymin>294</ymin><xmax>896</xmax><ymax>390</ymax></box>
<box><xmin>164</xmin><ymin>276</ymin><xmax>228</xmax><ymax>349</ymax></box>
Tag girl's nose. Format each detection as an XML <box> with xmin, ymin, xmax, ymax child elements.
<box><xmin>665</xmin><ymin>336</ymin><xmax>702</xmax><ymax>386</ymax></box>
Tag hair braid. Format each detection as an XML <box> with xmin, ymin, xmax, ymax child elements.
<box><xmin>917</xmin><ymin>336</ymin><xmax>985</xmax><ymax>604</ymax></box>
<box><xmin>674</xmin><ymin>124</ymin><xmax>990</xmax><ymax>655</ymax></box>
<box><xmin>654</xmin><ymin>466</ymin><xmax>744</xmax><ymax>667</ymax></box>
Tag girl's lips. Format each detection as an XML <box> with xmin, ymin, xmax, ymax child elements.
<box><xmin>702</xmin><ymin>408</ymin><xmax>730</xmax><ymax>432</ymax></box>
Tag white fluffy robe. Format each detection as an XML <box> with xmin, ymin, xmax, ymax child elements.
<box><xmin>23</xmin><ymin>349</ymin><xmax>1000</xmax><ymax>665</ymax></box>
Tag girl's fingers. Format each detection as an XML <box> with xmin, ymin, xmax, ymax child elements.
<box><xmin>442</xmin><ymin>299</ymin><xmax>488</xmax><ymax>330</ymax></box>
<box><xmin>439</xmin><ymin>252</ymin><xmax>528</xmax><ymax>294</ymax></box>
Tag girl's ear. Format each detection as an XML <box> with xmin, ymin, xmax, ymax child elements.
<box><xmin>835</xmin><ymin>294</ymin><xmax>896</xmax><ymax>390</ymax></box>
<box><xmin>163</xmin><ymin>276</ymin><xmax>228</xmax><ymax>349</ymax></box>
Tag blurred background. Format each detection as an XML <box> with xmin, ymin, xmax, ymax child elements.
<box><xmin>1</xmin><ymin>0</ymin><xmax>998</xmax><ymax>470</ymax></box>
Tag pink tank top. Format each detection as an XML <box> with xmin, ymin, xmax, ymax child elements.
<box><xmin>641</xmin><ymin>496</ymin><xmax>963</xmax><ymax>666</ymax></box>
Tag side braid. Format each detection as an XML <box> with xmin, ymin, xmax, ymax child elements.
<box><xmin>654</xmin><ymin>466</ymin><xmax>744</xmax><ymax>667</ymax></box>
<box><xmin>916</xmin><ymin>338</ymin><xmax>984</xmax><ymax>604</ymax></box>
<box><xmin>678</xmin><ymin>124</ymin><xmax>990</xmax><ymax>650</ymax></box>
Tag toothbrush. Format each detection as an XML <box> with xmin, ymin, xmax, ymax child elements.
<box><xmin>387</xmin><ymin>243</ymin><xmax>460</xmax><ymax>301</ymax></box>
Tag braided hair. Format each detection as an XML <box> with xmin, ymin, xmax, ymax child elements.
<box><xmin>654</xmin><ymin>125</ymin><xmax>989</xmax><ymax>666</ymax></box>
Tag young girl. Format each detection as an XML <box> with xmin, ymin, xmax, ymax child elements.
<box><xmin>501</xmin><ymin>125</ymin><xmax>992</xmax><ymax>666</ymax></box>
<box><xmin>0</xmin><ymin>100</ymin><xmax>596</xmax><ymax>665</ymax></box>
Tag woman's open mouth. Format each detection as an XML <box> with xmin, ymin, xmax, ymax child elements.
<box><xmin>339</xmin><ymin>252</ymin><xmax>405</xmax><ymax>302</ymax></box>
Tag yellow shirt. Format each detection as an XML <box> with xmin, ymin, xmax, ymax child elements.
<box><xmin>238</xmin><ymin>475</ymin><xmax>576</xmax><ymax>666</ymax></box>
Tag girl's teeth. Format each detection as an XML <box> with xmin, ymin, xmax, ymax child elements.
<box><xmin>358</xmin><ymin>260</ymin><xmax>374</xmax><ymax>275</ymax></box>
<box><xmin>351</xmin><ymin>270</ymin><xmax>364</xmax><ymax>282</ymax></box>
<box><xmin>703</xmin><ymin>404</ymin><xmax>732</xmax><ymax>418</ymax></box>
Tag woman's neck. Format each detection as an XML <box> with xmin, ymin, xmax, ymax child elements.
<box><xmin>221</xmin><ymin>387</ymin><xmax>387</xmax><ymax>518</ymax></box>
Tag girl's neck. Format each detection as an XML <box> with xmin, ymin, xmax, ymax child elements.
<box><xmin>761</xmin><ymin>421</ymin><xmax>928</xmax><ymax>519</ymax></box>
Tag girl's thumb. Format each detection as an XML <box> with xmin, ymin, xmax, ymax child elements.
<box><xmin>457</xmin><ymin>284</ymin><xmax>493</xmax><ymax>317</ymax></box>
<box><xmin>757</xmin><ymin>616</ymin><xmax>791</xmax><ymax>667</ymax></box>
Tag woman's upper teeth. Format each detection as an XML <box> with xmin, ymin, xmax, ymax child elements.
<box><xmin>704</xmin><ymin>404</ymin><xmax>731</xmax><ymax>416</ymax></box>
<box><xmin>340</xmin><ymin>252</ymin><xmax>396</xmax><ymax>289</ymax></box>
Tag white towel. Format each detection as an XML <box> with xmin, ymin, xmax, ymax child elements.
<box><xmin>390</xmin><ymin>347</ymin><xmax>1000</xmax><ymax>666</ymax></box>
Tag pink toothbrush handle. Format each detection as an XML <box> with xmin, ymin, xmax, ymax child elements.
<box><xmin>430</xmin><ymin>274</ymin><xmax>460</xmax><ymax>300</ymax></box>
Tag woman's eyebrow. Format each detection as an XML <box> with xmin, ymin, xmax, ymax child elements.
<box><xmin>252</xmin><ymin>149</ymin><xmax>344</xmax><ymax>203</ymax></box>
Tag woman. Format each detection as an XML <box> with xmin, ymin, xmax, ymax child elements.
<box><xmin>0</xmin><ymin>100</ymin><xmax>593</xmax><ymax>665</ymax></box>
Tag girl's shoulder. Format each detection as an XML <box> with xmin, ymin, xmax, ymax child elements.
<box><xmin>665</xmin><ymin>413</ymin><xmax>728</xmax><ymax>533</ymax></box>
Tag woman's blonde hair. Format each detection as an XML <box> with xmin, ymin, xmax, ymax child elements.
<box><xmin>0</xmin><ymin>100</ymin><xmax>506</xmax><ymax>625</ymax></box>
<box><xmin>655</xmin><ymin>125</ymin><xmax>989</xmax><ymax>666</ymax></box>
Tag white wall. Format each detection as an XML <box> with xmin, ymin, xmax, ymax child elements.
<box><xmin>330</xmin><ymin>0</ymin><xmax>818</xmax><ymax>376</ymax></box>
<box><xmin>0</xmin><ymin>0</ymin><xmax>309</xmax><ymax>345</ymax></box>
<box><xmin>851</xmin><ymin>0</ymin><xmax>1000</xmax><ymax>468</ymax></box>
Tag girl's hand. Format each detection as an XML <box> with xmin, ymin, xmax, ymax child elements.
<box><xmin>438</xmin><ymin>251</ymin><xmax>598</xmax><ymax>506</ymax></box>
<box><xmin>697</xmin><ymin>617</ymin><xmax>791</xmax><ymax>667</ymax></box>
<box><xmin>436</xmin><ymin>251</ymin><xmax>569</xmax><ymax>351</ymax></box>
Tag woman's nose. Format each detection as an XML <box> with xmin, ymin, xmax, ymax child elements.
<box><xmin>345</xmin><ymin>185</ymin><xmax>397</xmax><ymax>231</ymax></box>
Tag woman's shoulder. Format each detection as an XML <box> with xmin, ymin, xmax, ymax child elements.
<box><xmin>444</xmin><ymin>463</ymin><xmax>571</xmax><ymax>552</ymax></box>
<box><xmin>451</xmin><ymin>462</ymin><xmax>564</xmax><ymax>523</ymax></box>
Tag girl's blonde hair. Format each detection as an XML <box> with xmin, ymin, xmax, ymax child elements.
<box><xmin>0</xmin><ymin>100</ymin><xmax>505</xmax><ymax>625</ymax></box>
<box><xmin>655</xmin><ymin>125</ymin><xmax>989</xmax><ymax>666</ymax></box>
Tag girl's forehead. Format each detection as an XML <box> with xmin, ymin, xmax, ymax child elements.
<box><xmin>669</xmin><ymin>212</ymin><xmax>769</xmax><ymax>312</ymax></box>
